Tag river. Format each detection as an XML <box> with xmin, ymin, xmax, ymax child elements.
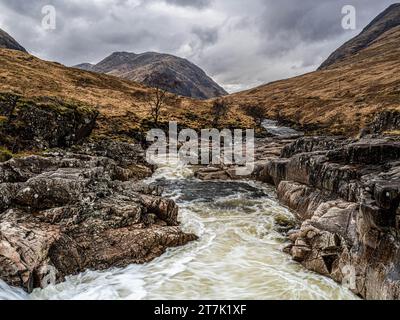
<box><xmin>0</xmin><ymin>162</ymin><xmax>357</xmax><ymax>300</ymax></box>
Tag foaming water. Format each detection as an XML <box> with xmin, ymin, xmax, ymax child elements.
<box><xmin>0</xmin><ymin>280</ymin><xmax>28</xmax><ymax>300</ymax></box>
<box><xmin>1</xmin><ymin>162</ymin><xmax>357</xmax><ymax>300</ymax></box>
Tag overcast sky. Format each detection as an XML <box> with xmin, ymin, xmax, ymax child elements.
<box><xmin>0</xmin><ymin>0</ymin><xmax>398</xmax><ymax>92</ymax></box>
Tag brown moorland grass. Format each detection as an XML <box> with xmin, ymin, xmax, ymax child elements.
<box><xmin>1</xmin><ymin>25</ymin><xmax>400</xmax><ymax>139</ymax></box>
<box><xmin>0</xmin><ymin>48</ymin><xmax>252</xmax><ymax>141</ymax></box>
<box><xmin>231</xmin><ymin>26</ymin><xmax>400</xmax><ymax>135</ymax></box>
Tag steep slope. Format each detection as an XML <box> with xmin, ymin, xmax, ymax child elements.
<box><xmin>233</xmin><ymin>8</ymin><xmax>400</xmax><ymax>136</ymax></box>
<box><xmin>319</xmin><ymin>3</ymin><xmax>400</xmax><ymax>70</ymax></box>
<box><xmin>0</xmin><ymin>28</ymin><xmax>26</xmax><ymax>52</ymax></box>
<box><xmin>75</xmin><ymin>51</ymin><xmax>227</xmax><ymax>99</ymax></box>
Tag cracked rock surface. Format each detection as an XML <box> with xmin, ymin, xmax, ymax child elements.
<box><xmin>0</xmin><ymin>149</ymin><xmax>197</xmax><ymax>292</ymax></box>
<box><xmin>257</xmin><ymin>136</ymin><xmax>400</xmax><ymax>299</ymax></box>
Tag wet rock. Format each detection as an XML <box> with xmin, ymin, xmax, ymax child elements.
<box><xmin>0</xmin><ymin>152</ymin><xmax>197</xmax><ymax>292</ymax></box>
<box><xmin>281</xmin><ymin>136</ymin><xmax>347</xmax><ymax>158</ymax></box>
<box><xmin>194</xmin><ymin>137</ymin><xmax>296</xmax><ymax>181</ymax></box>
<box><xmin>277</xmin><ymin>181</ymin><xmax>329</xmax><ymax>221</ymax></box>
<box><xmin>274</xmin><ymin>213</ymin><xmax>296</xmax><ymax>233</ymax></box>
<box><xmin>256</xmin><ymin>136</ymin><xmax>400</xmax><ymax>299</ymax></box>
<box><xmin>194</xmin><ymin>167</ymin><xmax>233</xmax><ymax>180</ymax></box>
<box><xmin>327</xmin><ymin>141</ymin><xmax>400</xmax><ymax>165</ymax></box>
<box><xmin>72</xmin><ymin>138</ymin><xmax>148</xmax><ymax>168</ymax></box>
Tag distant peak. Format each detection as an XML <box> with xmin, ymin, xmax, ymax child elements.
<box><xmin>108</xmin><ymin>51</ymin><xmax>137</xmax><ymax>57</ymax></box>
<box><xmin>73</xmin><ymin>63</ymin><xmax>95</xmax><ymax>71</ymax></box>
<box><xmin>75</xmin><ymin>50</ymin><xmax>227</xmax><ymax>99</ymax></box>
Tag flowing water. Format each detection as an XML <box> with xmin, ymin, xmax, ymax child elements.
<box><xmin>262</xmin><ymin>120</ymin><xmax>304</xmax><ymax>138</ymax></box>
<box><xmin>0</xmin><ymin>162</ymin><xmax>357</xmax><ymax>300</ymax></box>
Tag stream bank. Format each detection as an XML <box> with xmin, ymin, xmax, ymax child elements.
<box><xmin>0</xmin><ymin>161</ymin><xmax>357</xmax><ymax>300</ymax></box>
<box><xmin>3</xmin><ymin>112</ymin><xmax>399</xmax><ymax>300</ymax></box>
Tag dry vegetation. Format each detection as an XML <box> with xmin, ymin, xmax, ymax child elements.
<box><xmin>1</xmin><ymin>25</ymin><xmax>400</xmax><ymax>139</ymax></box>
<box><xmin>231</xmin><ymin>26</ymin><xmax>400</xmax><ymax>135</ymax></box>
<box><xmin>0</xmin><ymin>48</ymin><xmax>252</xmax><ymax>142</ymax></box>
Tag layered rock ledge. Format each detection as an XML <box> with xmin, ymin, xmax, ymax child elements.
<box><xmin>0</xmin><ymin>148</ymin><xmax>196</xmax><ymax>292</ymax></box>
<box><xmin>0</xmin><ymin>93</ymin><xmax>197</xmax><ymax>293</ymax></box>
<box><xmin>256</xmin><ymin>136</ymin><xmax>400</xmax><ymax>299</ymax></box>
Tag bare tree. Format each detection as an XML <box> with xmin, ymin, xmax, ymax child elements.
<box><xmin>212</xmin><ymin>99</ymin><xmax>230</xmax><ymax>126</ymax></box>
<box><xmin>242</xmin><ymin>103</ymin><xmax>266</xmax><ymax>126</ymax></box>
<box><xmin>147</xmin><ymin>86</ymin><xmax>168</xmax><ymax>126</ymax></box>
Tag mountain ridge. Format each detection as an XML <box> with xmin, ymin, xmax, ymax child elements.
<box><xmin>319</xmin><ymin>3</ymin><xmax>400</xmax><ymax>70</ymax></box>
<box><xmin>74</xmin><ymin>51</ymin><xmax>227</xmax><ymax>100</ymax></box>
<box><xmin>0</xmin><ymin>28</ymin><xmax>26</xmax><ymax>52</ymax></box>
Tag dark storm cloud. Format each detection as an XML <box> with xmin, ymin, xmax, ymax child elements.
<box><xmin>257</xmin><ymin>0</ymin><xmax>398</xmax><ymax>57</ymax></box>
<box><xmin>0</xmin><ymin>0</ymin><xmax>398</xmax><ymax>92</ymax></box>
<box><xmin>164</xmin><ymin>0</ymin><xmax>212</xmax><ymax>9</ymax></box>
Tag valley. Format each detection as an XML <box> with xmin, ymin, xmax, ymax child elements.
<box><xmin>0</xmin><ymin>2</ymin><xmax>400</xmax><ymax>301</ymax></box>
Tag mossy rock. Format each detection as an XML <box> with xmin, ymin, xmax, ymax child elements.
<box><xmin>384</xmin><ymin>130</ymin><xmax>400</xmax><ymax>136</ymax></box>
<box><xmin>15</xmin><ymin>96</ymin><xmax>97</xmax><ymax>117</ymax></box>
<box><xmin>274</xmin><ymin>213</ymin><xmax>296</xmax><ymax>231</ymax></box>
<box><xmin>0</xmin><ymin>116</ymin><xmax>7</xmax><ymax>127</ymax></box>
<box><xmin>0</xmin><ymin>92</ymin><xmax>99</xmax><ymax>152</ymax></box>
<box><xmin>0</xmin><ymin>147</ymin><xmax>13</xmax><ymax>162</ymax></box>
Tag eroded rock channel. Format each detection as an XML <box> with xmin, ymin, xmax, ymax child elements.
<box><xmin>0</xmin><ymin>95</ymin><xmax>398</xmax><ymax>300</ymax></box>
<box><xmin>193</xmin><ymin>113</ymin><xmax>400</xmax><ymax>300</ymax></box>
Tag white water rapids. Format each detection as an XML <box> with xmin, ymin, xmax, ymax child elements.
<box><xmin>0</xmin><ymin>162</ymin><xmax>357</xmax><ymax>300</ymax></box>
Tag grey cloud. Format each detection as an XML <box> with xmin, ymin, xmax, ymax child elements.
<box><xmin>192</xmin><ymin>27</ymin><xmax>219</xmax><ymax>47</ymax></box>
<box><xmin>164</xmin><ymin>0</ymin><xmax>212</xmax><ymax>9</ymax></box>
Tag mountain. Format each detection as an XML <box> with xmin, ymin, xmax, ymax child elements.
<box><xmin>319</xmin><ymin>3</ymin><xmax>400</xmax><ymax>70</ymax></box>
<box><xmin>74</xmin><ymin>52</ymin><xmax>227</xmax><ymax>100</ymax></box>
<box><xmin>233</xmin><ymin>4</ymin><xmax>400</xmax><ymax>135</ymax></box>
<box><xmin>0</xmin><ymin>28</ymin><xmax>26</xmax><ymax>52</ymax></box>
<box><xmin>1</xmin><ymin>4</ymin><xmax>399</xmax><ymax>138</ymax></box>
<box><xmin>0</xmin><ymin>48</ymin><xmax>251</xmax><ymax>144</ymax></box>
<box><xmin>74</xmin><ymin>63</ymin><xmax>95</xmax><ymax>72</ymax></box>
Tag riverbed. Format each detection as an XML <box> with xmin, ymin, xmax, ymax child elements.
<box><xmin>0</xmin><ymin>162</ymin><xmax>356</xmax><ymax>300</ymax></box>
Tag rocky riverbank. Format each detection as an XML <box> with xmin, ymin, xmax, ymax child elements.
<box><xmin>1</xmin><ymin>90</ymin><xmax>399</xmax><ymax>300</ymax></box>
<box><xmin>0</xmin><ymin>94</ymin><xmax>197</xmax><ymax>293</ymax></box>
<box><xmin>194</xmin><ymin>112</ymin><xmax>400</xmax><ymax>300</ymax></box>
<box><xmin>255</xmin><ymin>135</ymin><xmax>400</xmax><ymax>299</ymax></box>
<box><xmin>0</xmin><ymin>144</ymin><xmax>197</xmax><ymax>292</ymax></box>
